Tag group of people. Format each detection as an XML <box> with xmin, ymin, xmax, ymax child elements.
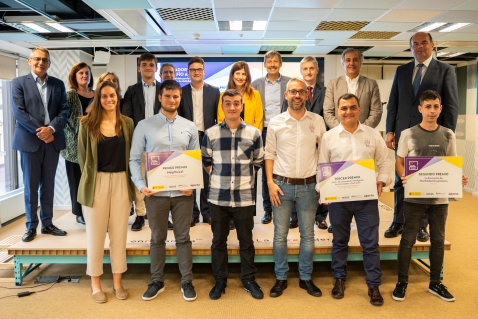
<box><xmin>11</xmin><ymin>31</ymin><xmax>466</xmax><ymax>305</ymax></box>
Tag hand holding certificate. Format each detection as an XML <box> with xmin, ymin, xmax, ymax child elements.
<box><xmin>318</xmin><ymin>159</ymin><xmax>378</xmax><ymax>203</ymax></box>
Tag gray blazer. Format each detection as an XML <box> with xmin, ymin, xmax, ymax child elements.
<box><xmin>251</xmin><ymin>74</ymin><xmax>290</xmax><ymax>125</ymax></box>
<box><xmin>323</xmin><ymin>75</ymin><xmax>382</xmax><ymax>129</ymax></box>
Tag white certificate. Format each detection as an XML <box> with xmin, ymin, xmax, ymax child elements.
<box><xmin>146</xmin><ymin>150</ymin><xmax>203</xmax><ymax>191</ymax></box>
<box><xmin>318</xmin><ymin>159</ymin><xmax>378</xmax><ymax>203</ymax></box>
<box><xmin>404</xmin><ymin>156</ymin><xmax>462</xmax><ymax>198</ymax></box>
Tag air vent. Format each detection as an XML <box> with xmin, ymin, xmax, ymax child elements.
<box><xmin>351</xmin><ymin>31</ymin><xmax>401</xmax><ymax>39</ymax></box>
<box><xmin>315</xmin><ymin>21</ymin><xmax>369</xmax><ymax>31</ymax></box>
<box><xmin>157</xmin><ymin>8</ymin><xmax>214</xmax><ymax>21</ymax></box>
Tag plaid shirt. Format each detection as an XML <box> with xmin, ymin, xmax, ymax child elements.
<box><xmin>202</xmin><ymin>120</ymin><xmax>264</xmax><ymax>207</ymax></box>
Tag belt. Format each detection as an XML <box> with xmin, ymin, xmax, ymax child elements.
<box><xmin>273</xmin><ymin>174</ymin><xmax>316</xmax><ymax>185</ymax></box>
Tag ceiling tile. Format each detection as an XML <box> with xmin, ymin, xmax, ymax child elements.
<box><xmin>316</xmin><ymin>21</ymin><xmax>369</xmax><ymax>31</ymax></box>
<box><xmin>267</xmin><ymin>21</ymin><xmax>319</xmax><ymax>31</ymax></box>
<box><xmin>367</xmin><ymin>45</ymin><xmax>409</xmax><ymax>52</ymax></box>
<box><xmin>274</xmin><ymin>0</ymin><xmax>340</xmax><ymax>8</ymax></box>
<box><xmin>351</xmin><ymin>31</ymin><xmax>401</xmax><ymax>39</ymax></box>
<box><xmin>363</xmin><ymin>51</ymin><xmax>401</xmax><ymax>57</ymax></box>
<box><xmin>215</xmin><ymin>8</ymin><xmax>271</xmax><ymax>20</ymax></box>
<box><xmin>324</xmin><ymin>9</ymin><xmax>389</xmax><ymax>21</ymax></box>
<box><xmin>391</xmin><ymin>51</ymin><xmax>415</xmax><ymax>57</ymax></box>
<box><xmin>214</xmin><ymin>0</ymin><xmax>275</xmax><ymax>8</ymax></box>
<box><xmin>264</xmin><ymin>30</ymin><xmax>312</xmax><ymax>38</ymax></box>
<box><xmin>378</xmin><ymin>10</ymin><xmax>444</xmax><ymax>22</ymax></box>
<box><xmin>395</xmin><ymin>0</ymin><xmax>468</xmax><ymax>10</ymax></box>
<box><xmin>391</xmin><ymin>31</ymin><xmax>442</xmax><ymax>41</ymax></box>
<box><xmin>165</xmin><ymin>21</ymin><xmax>217</xmax><ymax>31</ymax></box>
<box><xmin>171</xmin><ymin>31</ymin><xmax>219</xmax><ymax>39</ymax></box>
<box><xmin>157</xmin><ymin>8</ymin><xmax>214</xmax><ymax>20</ymax></box>
<box><xmin>317</xmin><ymin>38</ymin><xmax>349</xmax><ymax>45</ymax></box>
<box><xmin>221</xmin><ymin>46</ymin><xmax>261</xmax><ymax>54</ymax></box>
<box><xmin>293</xmin><ymin>45</ymin><xmax>337</xmax><ymax>54</ymax></box>
<box><xmin>181</xmin><ymin>45</ymin><xmax>222</xmax><ymax>54</ymax></box>
<box><xmin>307</xmin><ymin>31</ymin><xmax>357</xmax><ymax>39</ymax></box>
<box><xmin>270</xmin><ymin>8</ymin><xmax>331</xmax><ymax>21</ymax></box>
<box><xmin>437</xmin><ymin>46</ymin><xmax>478</xmax><ymax>53</ymax></box>
<box><xmin>0</xmin><ymin>33</ymin><xmax>45</xmax><ymax>42</ymax></box>
<box><xmin>362</xmin><ymin>22</ymin><xmax>421</xmax><ymax>31</ymax></box>
<box><xmin>218</xmin><ymin>31</ymin><xmax>263</xmax><ymax>39</ymax></box>
<box><xmin>335</xmin><ymin>0</ymin><xmax>402</xmax><ymax>9</ymax></box>
<box><xmin>458</xmin><ymin>24</ymin><xmax>478</xmax><ymax>33</ymax></box>
<box><xmin>82</xmin><ymin>0</ymin><xmax>152</xmax><ymax>9</ymax></box>
<box><xmin>149</xmin><ymin>0</ymin><xmax>212</xmax><ymax>8</ymax></box>
<box><xmin>452</xmin><ymin>1</ymin><xmax>478</xmax><ymax>10</ymax></box>
<box><xmin>429</xmin><ymin>11</ymin><xmax>478</xmax><ymax>23</ymax></box>
<box><xmin>434</xmin><ymin>32</ymin><xmax>478</xmax><ymax>41</ymax></box>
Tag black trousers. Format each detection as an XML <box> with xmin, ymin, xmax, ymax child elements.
<box><xmin>65</xmin><ymin>160</ymin><xmax>83</xmax><ymax>217</ymax></box>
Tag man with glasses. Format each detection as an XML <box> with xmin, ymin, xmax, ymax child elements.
<box><xmin>252</xmin><ymin>50</ymin><xmax>290</xmax><ymax>225</ymax></box>
<box><xmin>265</xmin><ymin>78</ymin><xmax>326</xmax><ymax>298</ymax></box>
<box><xmin>12</xmin><ymin>47</ymin><xmax>70</xmax><ymax>242</ymax></box>
<box><xmin>160</xmin><ymin>63</ymin><xmax>176</xmax><ymax>82</ymax></box>
<box><xmin>179</xmin><ymin>56</ymin><xmax>220</xmax><ymax>227</ymax></box>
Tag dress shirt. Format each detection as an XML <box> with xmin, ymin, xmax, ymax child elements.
<box><xmin>264</xmin><ymin>76</ymin><xmax>282</xmax><ymax>127</ymax></box>
<box><xmin>142</xmin><ymin>80</ymin><xmax>156</xmax><ymax>119</ymax></box>
<box><xmin>130</xmin><ymin>111</ymin><xmax>200</xmax><ymax>197</ymax></box>
<box><xmin>32</xmin><ymin>72</ymin><xmax>51</xmax><ymax>125</ymax></box>
<box><xmin>265</xmin><ymin>110</ymin><xmax>326</xmax><ymax>178</ymax></box>
<box><xmin>317</xmin><ymin>122</ymin><xmax>392</xmax><ymax>191</ymax></box>
<box><xmin>202</xmin><ymin>120</ymin><xmax>264</xmax><ymax>207</ymax></box>
<box><xmin>191</xmin><ymin>83</ymin><xmax>205</xmax><ymax>131</ymax></box>
<box><xmin>412</xmin><ymin>55</ymin><xmax>433</xmax><ymax>84</ymax></box>
<box><xmin>345</xmin><ymin>75</ymin><xmax>359</xmax><ymax>95</ymax></box>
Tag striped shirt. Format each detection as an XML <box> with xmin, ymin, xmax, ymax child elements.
<box><xmin>202</xmin><ymin>120</ymin><xmax>264</xmax><ymax>207</ymax></box>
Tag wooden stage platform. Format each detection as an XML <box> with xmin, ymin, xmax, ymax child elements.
<box><xmin>7</xmin><ymin>201</ymin><xmax>450</xmax><ymax>286</ymax></box>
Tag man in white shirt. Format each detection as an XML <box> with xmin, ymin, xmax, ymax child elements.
<box><xmin>265</xmin><ymin>77</ymin><xmax>326</xmax><ymax>298</ymax></box>
<box><xmin>318</xmin><ymin>93</ymin><xmax>392</xmax><ymax>306</ymax></box>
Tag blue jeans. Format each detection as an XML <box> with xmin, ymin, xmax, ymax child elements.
<box><xmin>272</xmin><ymin>179</ymin><xmax>318</xmax><ymax>280</ymax></box>
<box><xmin>398</xmin><ymin>202</ymin><xmax>448</xmax><ymax>283</ymax></box>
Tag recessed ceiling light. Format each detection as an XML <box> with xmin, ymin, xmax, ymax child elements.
<box><xmin>418</xmin><ymin>22</ymin><xmax>446</xmax><ymax>32</ymax></box>
<box><xmin>46</xmin><ymin>22</ymin><xmax>73</xmax><ymax>32</ymax></box>
<box><xmin>440</xmin><ymin>23</ymin><xmax>470</xmax><ymax>32</ymax></box>
<box><xmin>253</xmin><ymin>21</ymin><xmax>266</xmax><ymax>31</ymax></box>
<box><xmin>230</xmin><ymin>21</ymin><xmax>242</xmax><ymax>31</ymax></box>
<box><xmin>22</xmin><ymin>22</ymin><xmax>50</xmax><ymax>33</ymax></box>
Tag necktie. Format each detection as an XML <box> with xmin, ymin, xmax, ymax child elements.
<box><xmin>307</xmin><ymin>86</ymin><xmax>313</xmax><ymax>103</ymax></box>
<box><xmin>413</xmin><ymin>63</ymin><xmax>423</xmax><ymax>97</ymax></box>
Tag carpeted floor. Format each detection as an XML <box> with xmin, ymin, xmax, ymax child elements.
<box><xmin>0</xmin><ymin>192</ymin><xmax>477</xmax><ymax>319</ymax></box>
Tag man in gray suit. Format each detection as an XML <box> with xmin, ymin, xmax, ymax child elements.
<box><xmin>251</xmin><ymin>50</ymin><xmax>290</xmax><ymax>225</ymax></box>
<box><xmin>385</xmin><ymin>32</ymin><xmax>458</xmax><ymax>241</ymax></box>
<box><xmin>323</xmin><ymin>48</ymin><xmax>382</xmax><ymax>129</ymax></box>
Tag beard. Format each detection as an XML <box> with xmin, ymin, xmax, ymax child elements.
<box><xmin>288</xmin><ymin>99</ymin><xmax>305</xmax><ymax>111</ymax></box>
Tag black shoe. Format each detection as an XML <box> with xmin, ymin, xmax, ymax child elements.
<box><xmin>129</xmin><ymin>204</ymin><xmax>135</xmax><ymax>216</ymax></box>
<box><xmin>316</xmin><ymin>220</ymin><xmax>328</xmax><ymax>229</ymax></box>
<box><xmin>142</xmin><ymin>281</ymin><xmax>165</xmax><ymax>301</ymax></box>
<box><xmin>392</xmin><ymin>282</ymin><xmax>408</xmax><ymax>301</ymax></box>
<box><xmin>328</xmin><ymin>225</ymin><xmax>333</xmax><ymax>233</ymax></box>
<box><xmin>181</xmin><ymin>281</ymin><xmax>197</xmax><ymax>301</ymax></box>
<box><xmin>368</xmin><ymin>286</ymin><xmax>384</xmax><ymax>306</ymax></box>
<box><xmin>22</xmin><ymin>229</ymin><xmax>36</xmax><ymax>242</ymax></box>
<box><xmin>131</xmin><ymin>216</ymin><xmax>145</xmax><ymax>231</ymax></box>
<box><xmin>76</xmin><ymin>216</ymin><xmax>85</xmax><ymax>225</ymax></box>
<box><xmin>203</xmin><ymin>217</ymin><xmax>211</xmax><ymax>225</ymax></box>
<box><xmin>384</xmin><ymin>222</ymin><xmax>404</xmax><ymax>238</ymax></box>
<box><xmin>289</xmin><ymin>219</ymin><xmax>298</xmax><ymax>229</ymax></box>
<box><xmin>243</xmin><ymin>281</ymin><xmax>264</xmax><ymax>299</ymax></box>
<box><xmin>41</xmin><ymin>224</ymin><xmax>67</xmax><ymax>236</ymax></box>
<box><xmin>417</xmin><ymin>227</ymin><xmax>430</xmax><ymax>242</ymax></box>
<box><xmin>190</xmin><ymin>218</ymin><xmax>199</xmax><ymax>227</ymax></box>
<box><xmin>229</xmin><ymin>219</ymin><xmax>235</xmax><ymax>230</ymax></box>
<box><xmin>168</xmin><ymin>220</ymin><xmax>173</xmax><ymax>230</ymax></box>
<box><xmin>299</xmin><ymin>279</ymin><xmax>322</xmax><ymax>297</ymax></box>
<box><xmin>331</xmin><ymin>279</ymin><xmax>345</xmax><ymax>299</ymax></box>
<box><xmin>209</xmin><ymin>281</ymin><xmax>226</xmax><ymax>300</ymax></box>
<box><xmin>428</xmin><ymin>282</ymin><xmax>455</xmax><ymax>302</ymax></box>
<box><xmin>261</xmin><ymin>209</ymin><xmax>272</xmax><ymax>224</ymax></box>
<box><xmin>270</xmin><ymin>280</ymin><xmax>287</xmax><ymax>298</ymax></box>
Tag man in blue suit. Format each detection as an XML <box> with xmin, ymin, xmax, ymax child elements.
<box><xmin>12</xmin><ymin>47</ymin><xmax>70</xmax><ymax>242</ymax></box>
<box><xmin>385</xmin><ymin>32</ymin><xmax>458</xmax><ymax>241</ymax></box>
<box><xmin>178</xmin><ymin>56</ymin><xmax>220</xmax><ymax>227</ymax></box>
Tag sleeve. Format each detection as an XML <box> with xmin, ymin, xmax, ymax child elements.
<box><xmin>363</xmin><ymin>79</ymin><xmax>382</xmax><ymax>128</ymax></box>
<box><xmin>323</xmin><ymin>80</ymin><xmax>340</xmax><ymax>129</ymax></box>
<box><xmin>316</xmin><ymin>132</ymin><xmax>331</xmax><ymax>191</ymax></box>
<box><xmin>11</xmin><ymin>78</ymin><xmax>43</xmax><ymax>134</ymax></box>
<box><xmin>188</xmin><ymin>124</ymin><xmax>200</xmax><ymax>150</ymax></box>
<box><xmin>396</xmin><ymin>129</ymin><xmax>410</xmax><ymax>158</ymax></box>
<box><xmin>440</xmin><ymin>65</ymin><xmax>459</xmax><ymax>132</ymax></box>
<box><xmin>252</xmin><ymin>91</ymin><xmax>264</xmax><ymax>131</ymax></box>
<box><xmin>78</xmin><ymin>123</ymin><xmax>87</xmax><ymax>171</ymax></box>
<box><xmin>201</xmin><ymin>130</ymin><xmax>213</xmax><ymax>168</ymax></box>
<box><xmin>217</xmin><ymin>92</ymin><xmax>225</xmax><ymax>124</ymax></box>
<box><xmin>264</xmin><ymin>122</ymin><xmax>277</xmax><ymax>160</ymax></box>
<box><xmin>446</xmin><ymin>130</ymin><xmax>457</xmax><ymax>156</ymax></box>
<box><xmin>374</xmin><ymin>130</ymin><xmax>393</xmax><ymax>186</ymax></box>
<box><xmin>129</xmin><ymin>122</ymin><xmax>146</xmax><ymax>191</ymax></box>
<box><xmin>122</xmin><ymin>86</ymin><xmax>134</xmax><ymax>119</ymax></box>
<box><xmin>63</xmin><ymin>90</ymin><xmax>78</xmax><ymax>136</ymax></box>
<box><xmin>213</xmin><ymin>87</ymin><xmax>220</xmax><ymax>124</ymax></box>
<box><xmin>49</xmin><ymin>80</ymin><xmax>70</xmax><ymax>133</ymax></box>
<box><xmin>386</xmin><ymin>68</ymin><xmax>400</xmax><ymax>134</ymax></box>
<box><xmin>253</xmin><ymin>128</ymin><xmax>264</xmax><ymax>171</ymax></box>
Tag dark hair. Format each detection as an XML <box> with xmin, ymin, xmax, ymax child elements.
<box><xmin>160</xmin><ymin>62</ymin><xmax>175</xmax><ymax>75</ymax></box>
<box><xmin>222</xmin><ymin>89</ymin><xmax>242</xmax><ymax>104</ymax></box>
<box><xmin>419</xmin><ymin>90</ymin><xmax>441</xmax><ymax>105</ymax></box>
<box><xmin>159</xmin><ymin>80</ymin><xmax>182</xmax><ymax>96</ymax></box>
<box><xmin>227</xmin><ymin>61</ymin><xmax>253</xmax><ymax>99</ymax></box>
<box><xmin>188</xmin><ymin>56</ymin><xmax>204</xmax><ymax>68</ymax></box>
<box><xmin>264</xmin><ymin>50</ymin><xmax>282</xmax><ymax>63</ymax></box>
<box><xmin>340</xmin><ymin>48</ymin><xmax>364</xmax><ymax>64</ymax></box>
<box><xmin>410</xmin><ymin>32</ymin><xmax>433</xmax><ymax>46</ymax></box>
<box><xmin>80</xmin><ymin>81</ymin><xmax>123</xmax><ymax>141</ymax></box>
<box><xmin>137</xmin><ymin>53</ymin><xmax>157</xmax><ymax>66</ymax></box>
<box><xmin>337</xmin><ymin>93</ymin><xmax>360</xmax><ymax>107</ymax></box>
<box><xmin>68</xmin><ymin>62</ymin><xmax>94</xmax><ymax>90</ymax></box>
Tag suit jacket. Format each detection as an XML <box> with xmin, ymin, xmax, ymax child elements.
<box><xmin>280</xmin><ymin>82</ymin><xmax>325</xmax><ymax>117</ymax></box>
<box><xmin>122</xmin><ymin>80</ymin><xmax>161</xmax><ymax>127</ymax></box>
<box><xmin>11</xmin><ymin>73</ymin><xmax>69</xmax><ymax>153</ymax></box>
<box><xmin>178</xmin><ymin>83</ymin><xmax>220</xmax><ymax>131</ymax></box>
<box><xmin>386</xmin><ymin>58</ymin><xmax>458</xmax><ymax>143</ymax></box>
<box><xmin>77</xmin><ymin>116</ymin><xmax>135</xmax><ymax>207</ymax></box>
<box><xmin>323</xmin><ymin>75</ymin><xmax>382</xmax><ymax>129</ymax></box>
<box><xmin>252</xmin><ymin>75</ymin><xmax>290</xmax><ymax>121</ymax></box>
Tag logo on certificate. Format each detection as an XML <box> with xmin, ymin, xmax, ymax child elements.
<box><xmin>150</xmin><ymin>156</ymin><xmax>160</xmax><ymax>166</ymax></box>
<box><xmin>321</xmin><ymin>166</ymin><xmax>332</xmax><ymax>177</ymax></box>
<box><xmin>408</xmin><ymin>161</ymin><xmax>418</xmax><ymax>171</ymax></box>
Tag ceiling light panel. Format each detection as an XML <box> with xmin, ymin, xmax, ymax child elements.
<box><xmin>230</xmin><ymin>21</ymin><xmax>242</xmax><ymax>31</ymax></box>
<box><xmin>418</xmin><ymin>22</ymin><xmax>446</xmax><ymax>32</ymax></box>
<box><xmin>21</xmin><ymin>23</ymin><xmax>51</xmax><ymax>33</ymax></box>
<box><xmin>440</xmin><ymin>23</ymin><xmax>471</xmax><ymax>32</ymax></box>
<box><xmin>46</xmin><ymin>23</ymin><xmax>74</xmax><ymax>32</ymax></box>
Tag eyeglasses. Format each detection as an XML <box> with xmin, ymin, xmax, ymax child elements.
<box><xmin>30</xmin><ymin>57</ymin><xmax>50</xmax><ymax>63</ymax></box>
<box><xmin>188</xmin><ymin>68</ymin><xmax>204</xmax><ymax>73</ymax></box>
<box><xmin>288</xmin><ymin>90</ymin><xmax>307</xmax><ymax>96</ymax></box>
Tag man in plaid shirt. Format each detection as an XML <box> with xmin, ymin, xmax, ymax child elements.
<box><xmin>202</xmin><ymin>89</ymin><xmax>264</xmax><ymax>300</ymax></box>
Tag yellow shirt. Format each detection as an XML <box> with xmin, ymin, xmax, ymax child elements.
<box><xmin>217</xmin><ymin>89</ymin><xmax>263</xmax><ymax>131</ymax></box>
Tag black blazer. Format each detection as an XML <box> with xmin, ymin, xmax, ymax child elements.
<box><xmin>178</xmin><ymin>83</ymin><xmax>220</xmax><ymax>131</ymax></box>
<box><xmin>386</xmin><ymin>58</ymin><xmax>458</xmax><ymax>143</ymax></box>
<box><xmin>280</xmin><ymin>82</ymin><xmax>325</xmax><ymax>117</ymax></box>
<box><xmin>122</xmin><ymin>80</ymin><xmax>161</xmax><ymax>127</ymax></box>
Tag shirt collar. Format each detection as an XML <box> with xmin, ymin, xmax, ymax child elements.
<box><xmin>345</xmin><ymin>74</ymin><xmax>359</xmax><ymax>84</ymax></box>
<box><xmin>284</xmin><ymin>109</ymin><xmax>312</xmax><ymax>122</ymax></box>
<box><xmin>142</xmin><ymin>80</ymin><xmax>156</xmax><ymax>87</ymax></box>
<box><xmin>265</xmin><ymin>74</ymin><xmax>282</xmax><ymax>84</ymax></box>
<box><xmin>220</xmin><ymin>119</ymin><xmax>246</xmax><ymax>130</ymax></box>
<box><xmin>191</xmin><ymin>83</ymin><xmax>204</xmax><ymax>91</ymax></box>
<box><xmin>31</xmin><ymin>71</ymin><xmax>48</xmax><ymax>84</ymax></box>
<box><xmin>157</xmin><ymin>109</ymin><xmax>177</xmax><ymax>123</ymax></box>
<box><xmin>338</xmin><ymin>121</ymin><xmax>365</xmax><ymax>134</ymax></box>
<box><xmin>415</xmin><ymin>55</ymin><xmax>433</xmax><ymax>68</ymax></box>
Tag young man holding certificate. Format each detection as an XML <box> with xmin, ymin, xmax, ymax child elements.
<box><xmin>130</xmin><ymin>80</ymin><xmax>200</xmax><ymax>302</ymax></box>
<box><xmin>318</xmin><ymin>93</ymin><xmax>392</xmax><ymax>306</ymax></box>
<box><xmin>202</xmin><ymin>89</ymin><xmax>265</xmax><ymax>300</ymax></box>
<box><xmin>393</xmin><ymin>90</ymin><xmax>467</xmax><ymax>302</ymax></box>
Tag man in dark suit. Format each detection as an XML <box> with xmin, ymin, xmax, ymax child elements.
<box><xmin>252</xmin><ymin>50</ymin><xmax>290</xmax><ymax>225</ymax></box>
<box><xmin>178</xmin><ymin>56</ymin><xmax>220</xmax><ymax>226</ymax></box>
<box><xmin>12</xmin><ymin>47</ymin><xmax>70</xmax><ymax>242</ymax></box>
<box><xmin>385</xmin><ymin>32</ymin><xmax>458</xmax><ymax>240</ymax></box>
<box><xmin>122</xmin><ymin>53</ymin><xmax>162</xmax><ymax>231</ymax></box>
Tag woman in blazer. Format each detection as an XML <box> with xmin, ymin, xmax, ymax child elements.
<box><xmin>78</xmin><ymin>80</ymin><xmax>135</xmax><ymax>303</ymax></box>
